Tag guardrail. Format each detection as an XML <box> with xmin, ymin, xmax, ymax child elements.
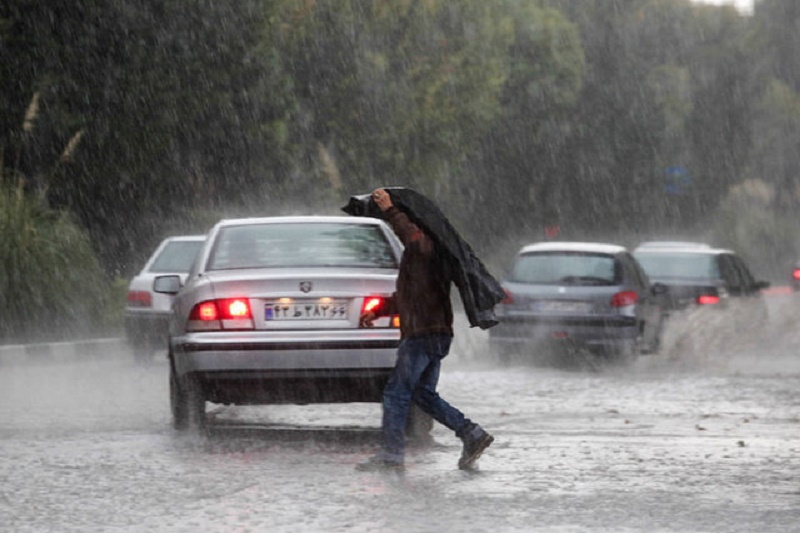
<box><xmin>0</xmin><ymin>337</ymin><xmax>126</xmax><ymax>364</ymax></box>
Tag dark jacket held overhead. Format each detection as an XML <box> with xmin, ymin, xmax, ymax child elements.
<box><xmin>342</xmin><ymin>187</ymin><xmax>505</xmax><ymax>330</ymax></box>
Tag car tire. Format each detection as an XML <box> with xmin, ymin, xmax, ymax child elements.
<box><xmin>607</xmin><ymin>339</ymin><xmax>638</xmax><ymax>364</ymax></box>
<box><xmin>169</xmin><ymin>360</ymin><xmax>206</xmax><ymax>432</ymax></box>
<box><xmin>642</xmin><ymin>318</ymin><xmax>664</xmax><ymax>355</ymax></box>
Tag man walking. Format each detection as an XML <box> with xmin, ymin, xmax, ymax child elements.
<box><xmin>356</xmin><ymin>188</ymin><xmax>494</xmax><ymax>472</ymax></box>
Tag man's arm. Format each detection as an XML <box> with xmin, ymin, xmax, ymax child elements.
<box><xmin>372</xmin><ymin>189</ymin><xmax>433</xmax><ymax>254</ymax></box>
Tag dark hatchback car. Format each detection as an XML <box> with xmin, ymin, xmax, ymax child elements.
<box><xmin>632</xmin><ymin>242</ymin><xmax>770</xmax><ymax>315</ymax></box>
<box><xmin>632</xmin><ymin>243</ymin><xmax>771</xmax><ymax>350</ymax></box>
<box><xmin>490</xmin><ymin>242</ymin><xmax>667</xmax><ymax>363</ymax></box>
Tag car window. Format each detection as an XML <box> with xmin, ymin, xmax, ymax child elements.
<box><xmin>207</xmin><ymin>223</ymin><xmax>398</xmax><ymax>270</ymax></box>
<box><xmin>633</xmin><ymin>252</ymin><xmax>719</xmax><ymax>279</ymax></box>
<box><xmin>509</xmin><ymin>252</ymin><xmax>619</xmax><ymax>285</ymax></box>
<box><xmin>149</xmin><ymin>241</ymin><xmax>205</xmax><ymax>273</ymax></box>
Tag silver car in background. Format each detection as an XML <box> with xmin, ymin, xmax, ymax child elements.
<box><xmin>125</xmin><ymin>235</ymin><xmax>206</xmax><ymax>359</ymax></box>
<box><xmin>490</xmin><ymin>242</ymin><xmax>667</xmax><ymax>363</ymax></box>
<box><xmin>155</xmin><ymin>216</ymin><xmax>406</xmax><ymax>431</ymax></box>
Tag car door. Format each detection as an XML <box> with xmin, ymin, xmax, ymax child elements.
<box><xmin>731</xmin><ymin>254</ymin><xmax>769</xmax><ymax>325</ymax></box>
<box><xmin>718</xmin><ymin>253</ymin><xmax>755</xmax><ymax>332</ymax></box>
<box><xmin>718</xmin><ymin>254</ymin><xmax>744</xmax><ymax>297</ymax></box>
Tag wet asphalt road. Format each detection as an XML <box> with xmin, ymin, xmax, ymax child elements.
<box><xmin>2</xmin><ymin>302</ymin><xmax>799</xmax><ymax>533</ymax></box>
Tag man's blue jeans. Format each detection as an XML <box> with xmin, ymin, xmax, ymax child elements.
<box><xmin>379</xmin><ymin>334</ymin><xmax>471</xmax><ymax>463</ymax></box>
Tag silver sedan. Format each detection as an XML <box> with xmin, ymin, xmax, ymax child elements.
<box><xmin>155</xmin><ymin>216</ymin><xmax>406</xmax><ymax>431</ymax></box>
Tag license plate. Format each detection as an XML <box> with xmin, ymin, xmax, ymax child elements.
<box><xmin>265</xmin><ymin>300</ymin><xmax>348</xmax><ymax>320</ymax></box>
<box><xmin>532</xmin><ymin>300</ymin><xmax>591</xmax><ymax>314</ymax></box>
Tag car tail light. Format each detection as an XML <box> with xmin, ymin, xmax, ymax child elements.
<box><xmin>194</xmin><ymin>301</ymin><xmax>219</xmax><ymax>320</ymax></box>
<box><xmin>362</xmin><ymin>296</ymin><xmax>386</xmax><ymax>315</ymax></box>
<box><xmin>127</xmin><ymin>290</ymin><xmax>152</xmax><ymax>308</ymax></box>
<box><xmin>696</xmin><ymin>294</ymin><xmax>720</xmax><ymax>305</ymax></box>
<box><xmin>793</xmin><ymin>268</ymin><xmax>800</xmax><ymax>281</ymax></box>
<box><xmin>610</xmin><ymin>291</ymin><xmax>638</xmax><ymax>307</ymax></box>
<box><xmin>360</xmin><ymin>296</ymin><xmax>399</xmax><ymax>328</ymax></box>
<box><xmin>218</xmin><ymin>298</ymin><xmax>252</xmax><ymax>319</ymax></box>
<box><xmin>188</xmin><ymin>298</ymin><xmax>254</xmax><ymax>331</ymax></box>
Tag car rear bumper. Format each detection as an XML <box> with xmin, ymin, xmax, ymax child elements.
<box><xmin>170</xmin><ymin>329</ymin><xmax>400</xmax><ymax>404</ymax></box>
<box><xmin>489</xmin><ymin>315</ymin><xmax>638</xmax><ymax>349</ymax></box>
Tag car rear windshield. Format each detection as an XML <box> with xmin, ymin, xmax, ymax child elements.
<box><xmin>634</xmin><ymin>252</ymin><xmax>719</xmax><ymax>279</ymax></box>
<box><xmin>207</xmin><ymin>223</ymin><xmax>398</xmax><ymax>270</ymax></box>
<box><xmin>510</xmin><ymin>252</ymin><xmax>618</xmax><ymax>285</ymax></box>
<box><xmin>149</xmin><ymin>241</ymin><xmax>204</xmax><ymax>273</ymax></box>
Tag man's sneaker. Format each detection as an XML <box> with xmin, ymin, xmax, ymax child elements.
<box><xmin>458</xmin><ymin>423</ymin><xmax>494</xmax><ymax>470</ymax></box>
<box><xmin>355</xmin><ymin>455</ymin><xmax>405</xmax><ymax>472</ymax></box>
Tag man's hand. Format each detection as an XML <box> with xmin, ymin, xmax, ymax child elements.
<box><xmin>359</xmin><ymin>311</ymin><xmax>376</xmax><ymax>328</ymax></box>
<box><xmin>372</xmin><ymin>188</ymin><xmax>393</xmax><ymax>212</ymax></box>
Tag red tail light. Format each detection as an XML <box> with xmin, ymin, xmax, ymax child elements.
<box><xmin>360</xmin><ymin>296</ymin><xmax>399</xmax><ymax>328</ymax></box>
<box><xmin>188</xmin><ymin>298</ymin><xmax>253</xmax><ymax>330</ymax></box>
<box><xmin>127</xmin><ymin>290</ymin><xmax>152</xmax><ymax>308</ymax></box>
<box><xmin>218</xmin><ymin>298</ymin><xmax>252</xmax><ymax>319</ymax></box>
<box><xmin>502</xmin><ymin>289</ymin><xmax>514</xmax><ymax>305</ymax></box>
<box><xmin>362</xmin><ymin>297</ymin><xmax>385</xmax><ymax>315</ymax></box>
<box><xmin>610</xmin><ymin>291</ymin><xmax>638</xmax><ymax>307</ymax></box>
<box><xmin>793</xmin><ymin>269</ymin><xmax>800</xmax><ymax>281</ymax></box>
<box><xmin>696</xmin><ymin>294</ymin><xmax>720</xmax><ymax>305</ymax></box>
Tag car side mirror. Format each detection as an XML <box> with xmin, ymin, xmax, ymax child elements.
<box><xmin>651</xmin><ymin>282</ymin><xmax>669</xmax><ymax>295</ymax></box>
<box><xmin>153</xmin><ymin>275</ymin><xmax>182</xmax><ymax>295</ymax></box>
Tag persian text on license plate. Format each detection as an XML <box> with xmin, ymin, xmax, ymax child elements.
<box><xmin>265</xmin><ymin>300</ymin><xmax>348</xmax><ymax>320</ymax></box>
<box><xmin>532</xmin><ymin>300</ymin><xmax>592</xmax><ymax>314</ymax></box>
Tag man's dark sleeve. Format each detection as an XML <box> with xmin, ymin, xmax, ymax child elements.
<box><xmin>374</xmin><ymin>293</ymin><xmax>397</xmax><ymax>317</ymax></box>
<box><xmin>384</xmin><ymin>206</ymin><xmax>433</xmax><ymax>255</ymax></box>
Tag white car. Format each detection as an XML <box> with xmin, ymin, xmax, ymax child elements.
<box><xmin>154</xmin><ymin>216</ymin><xmax>421</xmax><ymax>432</ymax></box>
<box><xmin>125</xmin><ymin>235</ymin><xmax>206</xmax><ymax>358</ymax></box>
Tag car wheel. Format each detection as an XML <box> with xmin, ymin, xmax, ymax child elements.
<box><xmin>643</xmin><ymin>318</ymin><xmax>664</xmax><ymax>355</ymax></box>
<box><xmin>169</xmin><ymin>360</ymin><xmax>205</xmax><ymax>431</ymax></box>
<box><xmin>405</xmin><ymin>404</ymin><xmax>434</xmax><ymax>445</ymax></box>
<box><xmin>607</xmin><ymin>339</ymin><xmax>638</xmax><ymax>364</ymax></box>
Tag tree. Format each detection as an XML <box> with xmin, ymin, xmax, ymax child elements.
<box><xmin>271</xmin><ymin>0</ymin><xmax>512</xmax><ymax>201</ymax></box>
<box><xmin>461</xmin><ymin>0</ymin><xmax>584</xmax><ymax>249</ymax></box>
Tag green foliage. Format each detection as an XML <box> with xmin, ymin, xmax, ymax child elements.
<box><xmin>0</xmin><ymin>178</ymin><xmax>112</xmax><ymax>341</ymax></box>
<box><xmin>710</xmin><ymin>179</ymin><xmax>799</xmax><ymax>281</ymax></box>
<box><xmin>272</xmin><ymin>0</ymin><xmax>513</xmax><ymax>198</ymax></box>
<box><xmin>749</xmin><ymin>78</ymin><xmax>800</xmax><ymax>213</ymax></box>
<box><xmin>3</xmin><ymin>0</ymin><xmax>800</xmax><ymax>299</ymax></box>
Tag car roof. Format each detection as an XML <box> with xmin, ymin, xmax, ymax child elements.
<box><xmin>214</xmin><ymin>215</ymin><xmax>384</xmax><ymax>227</ymax></box>
<box><xmin>519</xmin><ymin>241</ymin><xmax>627</xmax><ymax>255</ymax></box>
<box><xmin>634</xmin><ymin>244</ymin><xmax>734</xmax><ymax>255</ymax></box>
<box><xmin>162</xmin><ymin>235</ymin><xmax>206</xmax><ymax>242</ymax></box>
<box><xmin>635</xmin><ymin>241</ymin><xmax>711</xmax><ymax>250</ymax></box>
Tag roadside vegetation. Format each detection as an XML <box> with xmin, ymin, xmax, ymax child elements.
<box><xmin>1</xmin><ymin>0</ymin><xmax>799</xmax><ymax>341</ymax></box>
<box><xmin>0</xmin><ymin>177</ymin><xmax>114</xmax><ymax>341</ymax></box>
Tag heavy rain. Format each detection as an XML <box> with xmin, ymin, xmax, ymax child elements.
<box><xmin>1</xmin><ymin>0</ymin><xmax>799</xmax><ymax>531</ymax></box>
